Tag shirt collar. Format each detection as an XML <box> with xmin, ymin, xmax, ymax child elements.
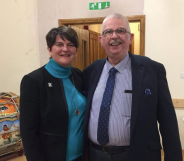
<box><xmin>105</xmin><ymin>53</ymin><xmax>130</xmax><ymax>73</ymax></box>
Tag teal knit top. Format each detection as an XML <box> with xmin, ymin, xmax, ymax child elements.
<box><xmin>45</xmin><ymin>58</ymin><xmax>86</xmax><ymax>161</ymax></box>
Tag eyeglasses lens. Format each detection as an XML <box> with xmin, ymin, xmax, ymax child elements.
<box><xmin>103</xmin><ymin>28</ymin><xmax>128</xmax><ymax>37</ymax></box>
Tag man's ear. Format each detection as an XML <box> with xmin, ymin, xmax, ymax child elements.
<box><xmin>98</xmin><ymin>36</ymin><xmax>103</xmax><ymax>45</ymax></box>
<box><xmin>129</xmin><ymin>34</ymin><xmax>134</xmax><ymax>45</ymax></box>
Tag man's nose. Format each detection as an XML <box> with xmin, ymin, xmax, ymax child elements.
<box><xmin>111</xmin><ymin>31</ymin><xmax>119</xmax><ymax>38</ymax></box>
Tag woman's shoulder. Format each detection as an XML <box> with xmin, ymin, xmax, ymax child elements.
<box><xmin>27</xmin><ymin>66</ymin><xmax>46</xmax><ymax>77</ymax></box>
<box><xmin>22</xmin><ymin>66</ymin><xmax>46</xmax><ymax>82</ymax></box>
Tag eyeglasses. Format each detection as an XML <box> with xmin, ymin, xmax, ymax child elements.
<box><xmin>102</xmin><ymin>27</ymin><xmax>131</xmax><ymax>37</ymax></box>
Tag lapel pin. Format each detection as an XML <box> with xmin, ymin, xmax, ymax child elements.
<box><xmin>48</xmin><ymin>83</ymin><xmax>53</xmax><ymax>87</ymax></box>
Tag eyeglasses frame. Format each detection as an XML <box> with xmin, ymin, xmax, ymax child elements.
<box><xmin>102</xmin><ymin>27</ymin><xmax>131</xmax><ymax>37</ymax></box>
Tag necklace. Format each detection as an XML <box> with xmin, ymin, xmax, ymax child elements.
<box><xmin>54</xmin><ymin>69</ymin><xmax>80</xmax><ymax>116</ymax></box>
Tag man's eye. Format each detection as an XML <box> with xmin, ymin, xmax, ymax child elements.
<box><xmin>106</xmin><ymin>30</ymin><xmax>113</xmax><ymax>34</ymax></box>
<box><xmin>68</xmin><ymin>44</ymin><xmax>74</xmax><ymax>47</ymax></box>
<box><xmin>116</xmin><ymin>29</ymin><xmax>125</xmax><ymax>34</ymax></box>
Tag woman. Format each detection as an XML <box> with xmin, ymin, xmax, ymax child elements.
<box><xmin>20</xmin><ymin>26</ymin><xmax>86</xmax><ymax>161</ymax></box>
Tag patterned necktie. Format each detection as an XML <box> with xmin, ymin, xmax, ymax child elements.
<box><xmin>97</xmin><ymin>67</ymin><xmax>118</xmax><ymax>146</ymax></box>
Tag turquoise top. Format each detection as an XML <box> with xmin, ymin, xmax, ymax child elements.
<box><xmin>45</xmin><ymin>59</ymin><xmax>86</xmax><ymax>161</ymax></box>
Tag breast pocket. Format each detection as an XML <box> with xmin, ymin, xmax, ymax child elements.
<box><xmin>142</xmin><ymin>95</ymin><xmax>158</xmax><ymax>107</ymax></box>
<box><xmin>142</xmin><ymin>94</ymin><xmax>157</xmax><ymax>100</ymax></box>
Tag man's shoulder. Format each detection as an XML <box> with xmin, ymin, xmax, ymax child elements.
<box><xmin>131</xmin><ymin>54</ymin><xmax>163</xmax><ymax>68</ymax></box>
<box><xmin>89</xmin><ymin>59</ymin><xmax>106</xmax><ymax>67</ymax></box>
<box><xmin>84</xmin><ymin>59</ymin><xmax>105</xmax><ymax>72</ymax></box>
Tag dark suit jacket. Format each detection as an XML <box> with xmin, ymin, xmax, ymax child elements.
<box><xmin>20</xmin><ymin>66</ymin><xmax>84</xmax><ymax>161</ymax></box>
<box><xmin>83</xmin><ymin>53</ymin><xmax>182</xmax><ymax>161</ymax></box>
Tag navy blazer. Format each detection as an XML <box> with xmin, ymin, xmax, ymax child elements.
<box><xmin>20</xmin><ymin>66</ymin><xmax>84</xmax><ymax>161</ymax></box>
<box><xmin>83</xmin><ymin>53</ymin><xmax>182</xmax><ymax>161</ymax></box>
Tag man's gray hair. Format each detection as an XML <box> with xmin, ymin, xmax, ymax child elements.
<box><xmin>100</xmin><ymin>13</ymin><xmax>131</xmax><ymax>35</ymax></box>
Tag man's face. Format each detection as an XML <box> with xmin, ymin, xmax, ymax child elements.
<box><xmin>48</xmin><ymin>35</ymin><xmax>76</xmax><ymax>67</ymax></box>
<box><xmin>99</xmin><ymin>18</ymin><xmax>133</xmax><ymax>64</ymax></box>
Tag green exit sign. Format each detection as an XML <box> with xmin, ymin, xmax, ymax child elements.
<box><xmin>89</xmin><ymin>2</ymin><xmax>110</xmax><ymax>10</ymax></box>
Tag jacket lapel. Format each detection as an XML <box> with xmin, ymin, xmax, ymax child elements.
<box><xmin>87</xmin><ymin>60</ymin><xmax>106</xmax><ymax>107</ymax></box>
<box><xmin>83</xmin><ymin>60</ymin><xmax>106</xmax><ymax>140</ymax></box>
<box><xmin>129</xmin><ymin>53</ymin><xmax>144</xmax><ymax>139</ymax></box>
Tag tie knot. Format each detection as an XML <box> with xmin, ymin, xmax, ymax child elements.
<box><xmin>109</xmin><ymin>67</ymin><xmax>118</xmax><ymax>76</ymax></box>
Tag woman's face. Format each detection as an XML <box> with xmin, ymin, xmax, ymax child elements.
<box><xmin>48</xmin><ymin>35</ymin><xmax>77</xmax><ymax>67</ymax></box>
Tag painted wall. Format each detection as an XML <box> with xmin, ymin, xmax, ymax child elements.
<box><xmin>0</xmin><ymin>0</ymin><xmax>40</xmax><ymax>94</ymax></box>
<box><xmin>0</xmin><ymin>0</ymin><xmax>183</xmax><ymax>148</ymax></box>
<box><xmin>144</xmin><ymin>0</ymin><xmax>184</xmax><ymax>148</ymax></box>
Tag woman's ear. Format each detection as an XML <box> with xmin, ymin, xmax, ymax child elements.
<box><xmin>47</xmin><ymin>46</ymin><xmax>52</xmax><ymax>57</ymax></box>
<box><xmin>47</xmin><ymin>46</ymin><xmax>51</xmax><ymax>52</ymax></box>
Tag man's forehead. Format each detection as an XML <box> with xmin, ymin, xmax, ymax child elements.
<box><xmin>103</xmin><ymin>18</ymin><xmax>127</xmax><ymax>29</ymax></box>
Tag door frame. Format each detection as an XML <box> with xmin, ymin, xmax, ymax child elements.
<box><xmin>58</xmin><ymin>15</ymin><xmax>145</xmax><ymax>56</ymax></box>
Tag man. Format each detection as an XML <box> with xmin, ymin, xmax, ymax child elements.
<box><xmin>83</xmin><ymin>13</ymin><xmax>182</xmax><ymax>161</ymax></box>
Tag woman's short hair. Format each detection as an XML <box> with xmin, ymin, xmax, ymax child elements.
<box><xmin>46</xmin><ymin>26</ymin><xmax>79</xmax><ymax>51</ymax></box>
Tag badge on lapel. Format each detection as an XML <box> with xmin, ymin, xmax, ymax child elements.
<box><xmin>48</xmin><ymin>82</ymin><xmax>53</xmax><ymax>87</ymax></box>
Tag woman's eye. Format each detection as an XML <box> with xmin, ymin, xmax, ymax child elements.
<box><xmin>56</xmin><ymin>43</ymin><xmax>63</xmax><ymax>46</ymax></box>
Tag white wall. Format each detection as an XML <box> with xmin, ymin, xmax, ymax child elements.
<box><xmin>144</xmin><ymin>0</ymin><xmax>184</xmax><ymax>98</ymax></box>
<box><xmin>0</xmin><ymin>0</ymin><xmax>40</xmax><ymax>94</ymax></box>
<box><xmin>144</xmin><ymin>0</ymin><xmax>184</xmax><ymax>147</ymax></box>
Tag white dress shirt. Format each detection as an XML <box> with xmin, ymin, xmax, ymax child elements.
<box><xmin>88</xmin><ymin>53</ymin><xmax>132</xmax><ymax>146</ymax></box>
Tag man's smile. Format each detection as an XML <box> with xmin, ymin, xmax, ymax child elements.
<box><xmin>109</xmin><ymin>39</ymin><xmax>122</xmax><ymax>46</ymax></box>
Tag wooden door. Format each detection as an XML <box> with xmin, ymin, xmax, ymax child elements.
<box><xmin>89</xmin><ymin>30</ymin><xmax>99</xmax><ymax>63</ymax></box>
<box><xmin>70</xmin><ymin>26</ymin><xmax>89</xmax><ymax>71</ymax></box>
<box><xmin>89</xmin><ymin>30</ymin><xmax>106</xmax><ymax>64</ymax></box>
<box><xmin>70</xmin><ymin>26</ymin><xmax>106</xmax><ymax>70</ymax></box>
<box><xmin>98</xmin><ymin>33</ymin><xmax>106</xmax><ymax>59</ymax></box>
